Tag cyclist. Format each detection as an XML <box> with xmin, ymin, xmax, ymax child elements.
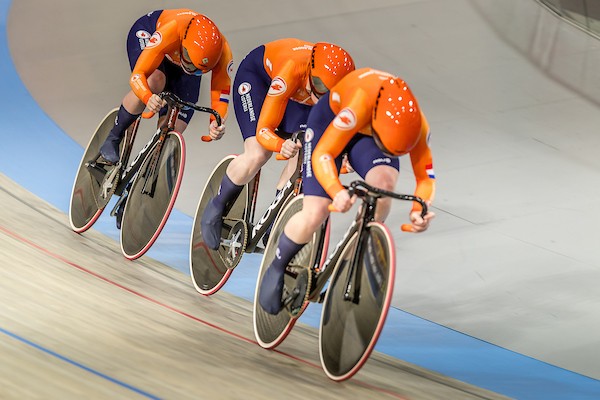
<box><xmin>99</xmin><ymin>9</ymin><xmax>233</xmax><ymax>165</ymax></box>
<box><xmin>201</xmin><ymin>38</ymin><xmax>355</xmax><ymax>250</ymax></box>
<box><xmin>258</xmin><ymin>68</ymin><xmax>437</xmax><ymax>314</ymax></box>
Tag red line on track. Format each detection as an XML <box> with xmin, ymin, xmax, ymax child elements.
<box><xmin>0</xmin><ymin>225</ymin><xmax>408</xmax><ymax>400</ymax></box>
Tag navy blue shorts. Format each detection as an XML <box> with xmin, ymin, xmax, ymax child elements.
<box><xmin>233</xmin><ymin>45</ymin><xmax>311</xmax><ymax>141</ymax></box>
<box><xmin>126</xmin><ymin>10</ymin><xmax>201</xmax><ymax>124</ymax></box>
<box><xmin>302</xmin><ymin>93</ymin><xmax>400</xmax><ymax>199</ymax></box>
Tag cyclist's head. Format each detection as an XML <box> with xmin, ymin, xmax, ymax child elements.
<box><xmin>180</xmin><ymin>15</ymin><xmax>223</xmax><ymax>76</ymax></box>
<box><xmin>308</xmin><ymin>42</ymin><xmax>355</xmax><ymax>98</ymax></box>
<box><xmin>372</xmin><ymin>77</ymin><xmax>422</xmax><ymax>156</ymax></box>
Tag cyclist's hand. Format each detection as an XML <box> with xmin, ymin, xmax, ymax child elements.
<box><xmin>280</xmin><ymin>139</ymin><xmax>301</xmax><ymax>159</ymax></box>
<box><xmin>405</xmin><ymin>207</ymin><xmax>435</xmax><ymax>233</ymax></box>
<box><xmin>331</xmin><ymin>189</ymin><xmax>356</xmax><ymax>213</ymax></box>
<box><xmin>147</xmin><ymin>94</ymin><xmax>166</xmax><ymax>113</ymax></box>
<box><xmin>209</xmin><ymin>119</ymin><xmax>225</xmax><ymax>140</ymax></box>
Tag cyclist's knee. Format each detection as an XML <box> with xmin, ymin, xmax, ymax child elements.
<box><xmin>285</xmin><ymin>209</ymin><xmax>325</xmax><ymax>243</ymax></box>
<box><xmin>365</xmin><ymin>166</ymin><xmax>398</xmax><ymax>192</ymax></box>
<box><xmin>147</xmin><ymin>70</ymin><xmax>166</xmax><ymax>93</ymax></box>
<box><xmin>243</xmin><ymin>143</ymin><xmax>271</xmax><ymax>167</ymax></box>
<box><xmin>302</xmin><ymin>197</ymin><xmax>331</xmax><ymax>226</ymax></box>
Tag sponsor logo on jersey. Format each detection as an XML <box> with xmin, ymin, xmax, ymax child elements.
<box><xmin>259</xmin><ymin>127</ymin><xmax>271</xmax><ymax>140</ymax></box>
<box><xmin>331</xmin><ymin>91</ymin><xmax>341</xmax><ymax>104</ymax></box>
<box><xmin>292</xmin><ymin>44</ymin><xmax>313</xmax><ymax>51</ymax></box>
<box><xmin>136</xmin><ymin>30</ymin><xmax>151</xmax><ymax>50</ymax></box>
<box><xmin>227</xmin><ymin>60</ymin><xmax>234</xmax><ymax>78</ymax></box>
<box><xmin>304</xmin><ymin>141</ymin><xmax>313</xmax><ymax>177</ymax></box>
<box><xmin>130</xmin><ymin>74</ymin><xmax>144</xmax><ymax>91</ymax></box>
<box><xmin>240</xmin><ymin>85</ymin><xmax>256</xmax><ymax>121</ymax></box>
<box><xmin>333</xmin><ymin>108</ymin><xmax>357</xmax><ymax>130</ymax></box>
<box><xmin>304</xmin><ymin>128</ymin><xmax>314</xmax><ymax>143</ymax></box>
<box><xmin>238</xmin><ymin>82</ymin><xmax>251</xmax><ymax>95</ymax></box>
<box><xmin>136</xmin><ymin>30</ymin><xmax>151</xmax><ymax>39</ymax></box>
<box><xmin>268</xmin><ymin>77</ymin><xmax>287</xmax><ymax>96</ymax></box>
<box><xmin>146</xmin><ymin>32</ymin><xmax>162</xmax><ymax>48</ymax></box>
<box><xmin>373</xmin><ymin>157</ymin><xmax>392</xmax><ymax>165</ymax></box>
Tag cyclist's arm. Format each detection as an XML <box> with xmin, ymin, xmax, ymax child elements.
<box><xmin>255</xmin><ymin>62</ymin><xmax>298</xmax><ymax>152</ymax></box>
<box><xmin>209</xmin><ymin>39</ymin><xmax>233</xmax><ymax>123</ymax></box>
<box><xmin>129</xmin><ymin>22</ymin><xmax>178</xmax><ymax>104</ymax></box>
<box><xmin>408</xmin><ymin>112</ymin><xmax>436</xmax><ymax>212</ymax></box>
<box><xmin>313</xmin><ymin>94</ymin><xmax>369</xmax><ymax>199</ymax></box>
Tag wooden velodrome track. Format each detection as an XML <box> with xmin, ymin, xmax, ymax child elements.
<box><xmin>0</xmin><ymin>172</ymin><xmax>509</xmax><ymax>399</ymax></box>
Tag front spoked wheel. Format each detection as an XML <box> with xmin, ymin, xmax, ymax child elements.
<box><xmin>319</xmin><ymin>222</ymin><xmax>395</xmax><ymax>381</ymax></box>
<box><xmin>120</xmin><ymin>131</ymin><xmax>185</xmax><ymax>260</ymax></box>
<box><xmin>69</xmin><ymin>108</ymin><xmax>119</xmax><ymax>233</ymax></box>
<box><xmin>253</xmin><ymin>195</ymin><xmax>326</xmax><ymax>349</ymax></box>
<box><xmin>189</xmin><ymin>156</ymin><xmax>252</xmax><ymax>295</ymax></box>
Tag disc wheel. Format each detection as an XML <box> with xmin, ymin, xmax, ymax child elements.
<box><xmin>189</xmin><ymin>156</ymin><xmax>252</xmax><ymax>295</ymax></box>
<box><xmin>69</xmin><ymin>108</ymin><xmax>118</xmax><ymax>233</ymax></box>
<box><xmin>319</xmin><ymin>222</ymin><xmax>395</xmax><ymax>381</ymax></box>
<box><xmin>253</xmin><ymin>195</ymin><xmax>326</xmax><ymax>349</ymax></box>
<box><xmin>120</xmin><ymin>131</ymin><xmax>185</xmax><ymax>260</ymax></box>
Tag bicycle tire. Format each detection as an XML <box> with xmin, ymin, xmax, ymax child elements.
<box><xmin>189</xmin><ymin>155</ymin><xmax>251</xmax><ymax>295</ymax></box>
<box><xmin>120</xmin><ymin>131</ymin><xmax>185</xmax><ymax>260</ymax></box>
<box><xmin>69</xmin><ymin>108</ymin><xmax>119</xmax><ymax>233</ymax></box>
<box><xmin>253</xmin><ymin>195</ymin><xmax>325</xmax><ymax>349</ymax></box>
<box><xmin>319</xmin><ymin>222</ymin><xmax>395</xmax><ymax>381</ymax></box>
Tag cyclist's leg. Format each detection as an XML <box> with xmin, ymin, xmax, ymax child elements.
<box><xmin>365</xmin><ymin>165</ymin><xmax>398</xmax><ymax>221</ymax></box>
<box><xmin>201</xmin><ymin>47</ymin><xmax>270</xmax><ymax>249</ymax></box>
<box><xmin>201</xmin><ymin>137</ymin><xmax>270</xmax><ymax>249</ymax></box>
<box><xmin>259</xmin><ymin>97</ymin><xmax>340</xmax><ymax>314</ymax></box>
<box><xmin>258</xmin><ymin>195</ymin><xmax>330</xmax><ymax>314</ymax></box>
<box><xmin>347</xmin><ymin>135</ymin><xmax>400</xmax><ymax>221</ymax></box>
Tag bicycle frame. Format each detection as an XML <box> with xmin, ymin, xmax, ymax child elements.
<box><xmin>309</xmin><ymin>181</ymin><xmax>428</xmax><ymax>303</ymax></box>
<box><xmin>104</xmin><ymin>103</ymin><xmax>180</xmax><ymax>216</ymax></box>
<box><xmin>239</xmin><ymin>132</ymin><xmax>305</xmax><ymax>254</ymax></box>
<box><xmin>99</xmin><ymin>92</ymin><xmax>222</xmax><ymax>216</ymax></box>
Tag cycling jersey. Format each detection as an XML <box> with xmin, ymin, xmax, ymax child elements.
<box><xmin>305</xmin><ymin>68</ymin><xmax>435</xmax><ymax>211</ymax></box>
<box><xmin>128</xmin><ymin>9</ymin><xmax>232</xmax><ymax>122</ymax></box>
<box><xmin>234</xmin><ymin>38</ymin><xmax>317</xmax><ymax>152</ymax></box>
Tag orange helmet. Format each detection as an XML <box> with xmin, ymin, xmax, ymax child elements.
<box><xmin>309</xmin><ymin>42</ymin><xmax>355</xmax><ymax>98</ymax></box>
<box><xmin>181</xmin><ymin>15</ymin><xmax>223</xmax><ymax>76</ymax></box>
<box><xmin>372</xmin><ymin>78</ymin><xmax>422</xmax><ymax>156</ymax></box>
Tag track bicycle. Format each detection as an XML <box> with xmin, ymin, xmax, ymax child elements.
<box><xmin>189</xmin><ymin>131</ymin><xmax>330</xmax><ymax>296</ymax></box>
<box><xmin>69</xmin><ymin>92</ymin><xmax>221</xmax><ymax>260</ymax></box>
<box><xmin>253</xmin><ymin>180</ymin><xmax>428</xmax><ymax>381</ymax></box>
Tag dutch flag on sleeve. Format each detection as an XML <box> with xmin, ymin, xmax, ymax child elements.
<box><xmin>426</xmin><ymin>163</ymin><xmax>435</xmax><ymax>179</ymax></box>
<box><xmin>220</xmin><ymin>89</ymin><xmax>230</xmax><ymax>103</ymax></box>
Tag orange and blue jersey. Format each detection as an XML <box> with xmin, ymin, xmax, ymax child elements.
<box><xmin>233</xmin><ymin>38</ymin><xmax>318</xmax><ymax>152</ymax></box>
<box><xmin>303</xmin><ymin>68</ymin><xmax>435</xmax><ymax>211</ymax></box>
<box><xmin>126</xmin><ymin>9</ymin><xmax>232</xmax><ymax>123</ymax></box>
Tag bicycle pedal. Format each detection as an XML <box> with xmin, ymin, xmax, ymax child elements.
<box><xmin>283</xmin><ymin>266</ymin><xmax>311</xmax><ymax>318</ymax></box>
<box><xmin>317</xmin><ymin>290</ymin><xmax>327</xmax><ymax>304</ymax></box>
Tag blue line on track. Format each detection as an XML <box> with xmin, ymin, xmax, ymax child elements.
<box><xmin>0</xmin><ymin>326</ymin><xmax>162</xmax><ymax>399</ymax></box>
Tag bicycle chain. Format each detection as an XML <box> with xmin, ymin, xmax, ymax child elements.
<box><xmin>217</xmin><ymin>217</ymin><xmax>248</xmax><ymax>269</ymax></box>
<box><xmin>91</xmin><ymin>163</ymin><xmax>120</xmax><ymax>210</ymax></box>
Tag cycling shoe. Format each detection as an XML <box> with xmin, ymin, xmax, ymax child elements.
<box><xmin>201</xmin><ymin>198</ymin><xmax>223</xmax><ymax>250</ymax></box>
<box><xmin>100</xmin><ymin>137</ymin><xmax>121</xmax><ymax>164</ymax></box>
<box><xmin>258</xmin><ymin>263</ymin><xmax>285</xmax><ymax>315</ymax></box>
